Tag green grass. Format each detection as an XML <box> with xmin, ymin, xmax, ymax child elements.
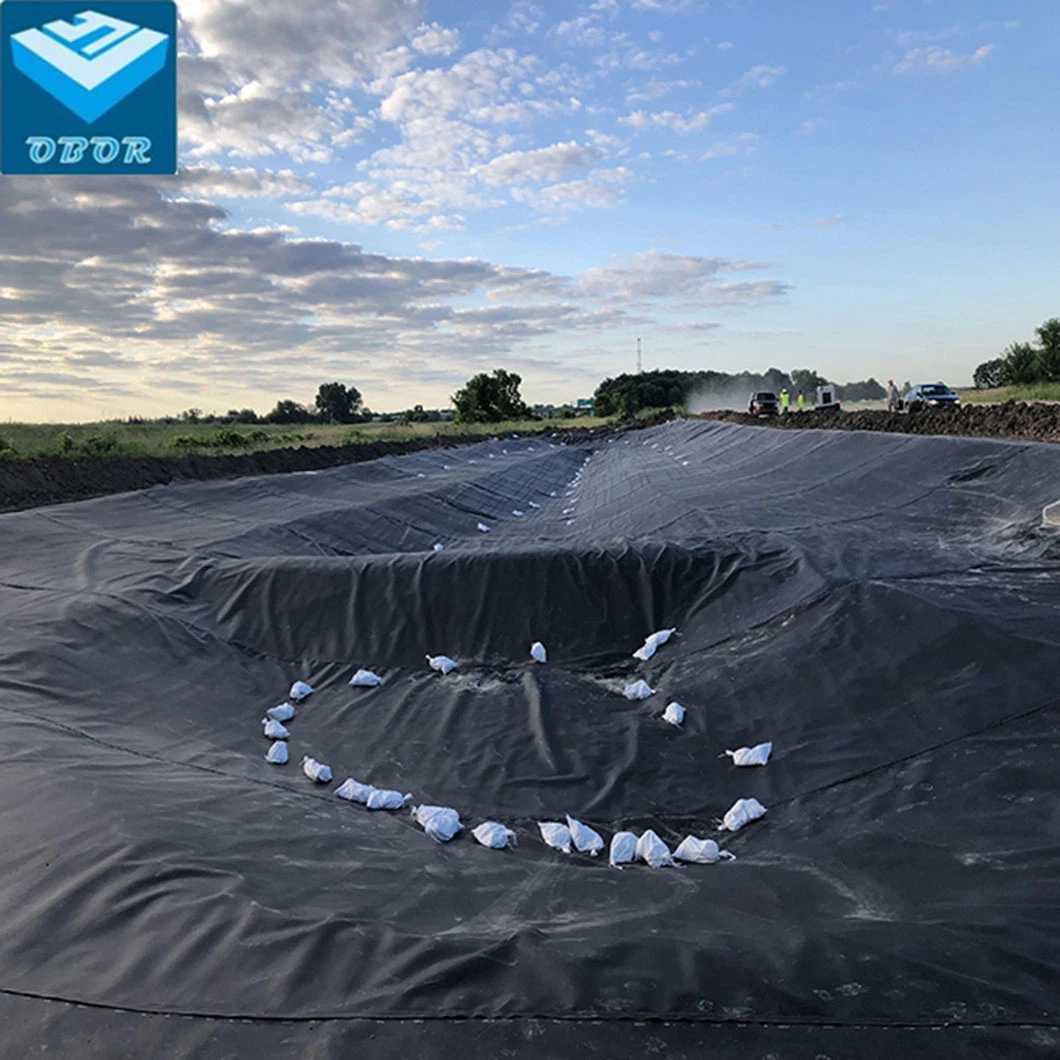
<box><xmin>0</xmin><ymin>416</ymin><xmax>613</xmax><ymax>461</ymax></box>
<box><xmin>960</xmin><ymin>383</ymin><xmax>1060</xmax><ymax>404</ymax></box>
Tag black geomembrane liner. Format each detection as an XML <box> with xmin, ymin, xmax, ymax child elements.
<box><xmin>1</xmin><ymin>420</ymin><xmax>1058</xmax><ymax>1057</ymax></box>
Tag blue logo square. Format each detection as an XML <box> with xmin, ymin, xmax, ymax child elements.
<box><xmin>1</xmin><ymin>1</ymin><xmax>177</xmax><ymax>174</ymax></box>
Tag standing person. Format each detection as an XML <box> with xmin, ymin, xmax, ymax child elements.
<box><xmin>887</xmin><ymin>379</ymin><xmax>900</xmax><ymax>412</ymax></box>
<box><xmin>780</xmin><ymin>388</ymin><xmax>790</xmax><ymax>413</ymax></box>
<box><xmin>797</xmin><ymin>392</ymin><xmax>804</xmax><ymax>410</ymax></box>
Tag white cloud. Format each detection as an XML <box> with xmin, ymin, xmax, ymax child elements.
<box><xmin>179</xmin><ymin>164</ymin><xmax>313</xmax><ymax>198</ymax></box>
<box><xmin>721</xmin><ymin>64</ymin><xmax>787</xmax><ymax>96</ymax></box>
<box><xmin>477</xmin><ymin>141</ymin><xmax>603</xmax><ymax>186</ymax></box>
<box><xmin>409</xmin><ymin>22</ymin><xmax>462</xmax><ymax>57</ymax></box>
<box><xmin>894</xmin><ymin>44</ymin><xmax>995</xmax><ymax>74</ymax></box>
<box><xmin>811</xmin><ymin>214</ymin><xmax>847</xmax><ymax>227</ymax></box>
<box><xmin>177</xmin><ymin>0</ymin><xmax>420</xmax><ymax>159</ymax></box>
<box><xmin>625</xmin><ymin>77</ymin><xmax>700</xmax><ymax>102</ymax></box>
<box><xmin>717</xmin><ymin>41</ymin><xmax>734</xmax><ymax>50</ymax></box>
<box><xmin>619</xmin><ymin>103</ymin><xmax>733</xmax><ymax>134</ymax></box>
<box><xmin>799</xmin><ymin>119</ymin><xmax>818</xmax><ymax>135</ymax></box>
<box><xmin>700</xmin><ymin>132</ymin><xmax>758</xmax><ymax>160</ymax></box>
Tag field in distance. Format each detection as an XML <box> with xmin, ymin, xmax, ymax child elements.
<box><xmin>0</xmin><ymin>416</ymin><xmax>612</xmax><ymax>462</ymax></box>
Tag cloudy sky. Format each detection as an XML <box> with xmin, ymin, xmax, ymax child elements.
<box><xmin>1</xmin><ymin>0</ymin><xmax>1057</xmax><ymax>420</ymax></box>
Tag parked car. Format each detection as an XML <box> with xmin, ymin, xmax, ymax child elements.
<box><xmin>904</xmin><ymin>382</ymin><xmax>960</xmax><ymax>412</ymax></box>
<box><xmin>748</xmin><ymin>391</ymin><xmax>780</xmax><ymax>416</ymax></box>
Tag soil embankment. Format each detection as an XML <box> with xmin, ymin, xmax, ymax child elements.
<box><xmin>701</xmin><ymin>399</ymin><xmax>1060</xmax><ymax>444</ymax></box>
<box><xmin>0</xmin><ymin>426</ymin><xmax>608</xmax><ymax>513</ymax></box>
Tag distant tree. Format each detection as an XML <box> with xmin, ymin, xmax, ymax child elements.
<box><xmin>225</xmin><ymin>408</ymin><xmax>259</xmax><ymax>424</ymax></box>
<box><xmin>1002</xmin><ymin>341</ymin><xmax>1040</xmax><ymax>386</ymax></box>
<box><xmin>265</xmin><ymin>399</ymin><xmax>314</xmax><ymax>424</ymax></box>
<box><xmin>452</xmin><ymin>369</ymin><xmax>531</xmax><ymax>423</ymax></box>
<box><xmin>1035</xmin><ymin>318</ymin><xmax>1060</xmax><ymax>383</ymax></box>
<box><xmin>790</xmin><ymin>368</ymin><xmax>829</xmax><ymax>398</ymax></box>
<box><xmin>835</xmin><ymin>377</ymin><xmax>886</xmax><ymax>401</ymax></box>
<box><xmin>180</xmin><ymin>408</ymin><xmax>203</xmax><ymax>424</ymax></box>
<box><xmin>973</xmin><ymin>357</ymin><xmax>1007</xmax><ymax>390</ymax></box>
<box><xmin>315</xmin><ymin>382</ymin><xmax>363</xmax><ymax>423</ymax></box>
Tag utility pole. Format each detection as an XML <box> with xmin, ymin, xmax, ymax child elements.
<box><xmin>637</xmin><ymin>337</ymin><xmax>642</xmax><ymax>374</ymax></box>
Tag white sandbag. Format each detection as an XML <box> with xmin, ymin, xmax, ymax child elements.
<box><xmin>266</xmin><ymin>702</ymin><xmax>295</xmax><ymax>722</ymax></box>
<box><xmin>349</xmin><ymin>668</ymin><xmax>381</xmax><ymax>687</ymax></box>
<box><xmin>289</xmin><ymin>680</ymin><xmax>314</xmax><ymax>701</ymax></box>
<box><xmin>538</xmin><ymin>821</ymin><xmax>572</xmax><ymax>854</ymax></box>
<box><xmin>529</xmin><ymin>501</ymin><xmax>541</xmax><ymax>508</ymax></box>
<box><xmin>636</xmin><ymin>829</ymin><xmax>675</xmax><ymax>868</ymax></box>
<box><xmin>632</xmin><ymin>628</ymin><xmax>677</xmax><ymax>662</ymax></box>
<box><xmin>662</xmin><ymin>701</ymin><xmax>685</xmax><ymax>727</ymax></box>
<box><xmin>721</xmin><ymin>797</ymin><xmax>767</xmax><ymax>832</ymax></box>
<box><xmin>530</xmin><ymin>641</ymin><xmax>547</xmax><ymax>663</ymax></box>
<box><xmin>433</xmin><ymin>543</ymin><xmax>444</xmax><ymax>551</ymax></box>
<box><xmin>566</xmin><ymin>815</ymin><xmax>604</xmax><ymax>856</ymax></box>
<box><xmin>473</xmin><ymin>821</ymin><xmax>517</xmax><ymax>849</ymax></box>
<box><xmin>335</xmin><ymin>778</ymin><xmax>374</xmax><ymax>803</ymax></box>
<box><xmin>477</xmin><ymin>522</ymin><xmax>490</xmax><ymax>533</ymax></box>
<box><xmin>302</xmin><ymin>756</ymin><xmax>332</xmax><ymax>783</ymax></box>
<box><xmin>673</xmin><ymin>836</ymin><xmax>735</xmax><ymax>864</ymax></box>
<box><xmin>366</xmin><ymin>788</ymin><xmax>411</xmax><ymax>811</ymax></box>
<box><xmin>265</xmin><ymin>740</ymin><xmax>288</xmax><ymax>765</ymax></box>
<box><xmin>624</xmin><ymin>679</ymin><xmax>655</xmax><ymax>701</ymax></box>
<box><xmin>426</xmin><ymin>654</ymin><xmax>458</xmax><ymax>675</ymax></box>
<box><xmin>725</xmin><ymin>742</ymin><xmax>772</xmax><ymax>766</ymax></box>
<box><xmin>413</xmin><ymin>804</ymin><xmax>463</xmax><ymax>842</ymax></box>
<box><xmin>512</xmin><ymin>510</ymin><xmax>525</xmax><ymax>517</ymax></box>
<box><xmin>262</xmin><ymin>718</ymin><xmax>290</xmax><ymax>739</ymax></box>
<box><xmin>609</xmin><ymin>831</ymin><xmax>637</xmax><ymax>868</ymax></box>
<box><xmin>417</xmin><ymin>472</ymin><xmax>426</xmax><ymax>478</ymax></box>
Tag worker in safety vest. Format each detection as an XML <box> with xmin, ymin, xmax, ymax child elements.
<box><xmin>780</xmin><ymin>389</ymin><xmax>790</xmax><ymax>412</ymax></box>
<box><xmin>797</xmin><ymin>392</ymin><xmax>804</xmax><ymax>410</ymax></box>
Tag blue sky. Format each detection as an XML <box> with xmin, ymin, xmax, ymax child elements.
<box><xmin>1</xmin><ymin>0</ymin><xmax>1057</xmax><ymax>419</ymax></box>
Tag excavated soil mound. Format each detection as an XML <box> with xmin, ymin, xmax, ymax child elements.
<box><xmin>703</xmin><ymin>399</ymin><xmax>1060</xmax><ymax>443</ymax></box>
<box><xmin>0</xmin><ymin>426</ymin><xmax>611</xmax><ymax>514</ymax></box>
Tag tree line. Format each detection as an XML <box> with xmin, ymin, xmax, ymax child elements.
<box><xmin>973</xmin><ymin>318</ymin><xmax>1060</xmax><ymax>390</ymax></box>
<box><xmin>592</xmin><ymin>368</ymin><xmax>885</xmax><ymax>418</ymax></box>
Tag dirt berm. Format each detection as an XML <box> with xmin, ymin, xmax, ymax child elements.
<box><xmin>0</xmin><ymin>425</ymin><xmax>612</xmax><ymax>514</ymax></box>
<box><xmin>702</xmin><ymin>399</ymin><xmax>1060</xmax><ymax>443</ymax></box>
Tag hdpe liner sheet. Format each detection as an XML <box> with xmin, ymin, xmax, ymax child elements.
<box><xmin>2</xmin><ymin>422</ymin><xmax>1060</xmax><ymax>1057</ymax></box>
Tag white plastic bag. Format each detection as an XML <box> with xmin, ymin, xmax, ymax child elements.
<box><xmin>262</xmin><ymin>718</ymin><xmax>290</xmax><ymax>740</ymax></box>
<box><xmin>529</xmin><ymin>501</ymin><xmax>541</xmax><ymax>509</ymax></box>
<box><xmin>609</xmin><ymin>831</ymin><xmax>638</xmax><ymax>868</ymax></box>
<box><xmin>538</xmin><ymin>821</ymin><xmax>572</xmax><ymax>854</ymax></box>
<box><xmin>662</xmin><ymin>701</ymin><xmax>685</xmax><ymax>727</ymax></box>
<box><xmin>476</xmin><ymin>522</ymin><xmax>490</xmax><ymax>533</ymax></box>
<box><xmin>433</xmin><ymin>543</ymin><xmax>444</xmax><ymax>551</ymax></box>
<box><xmin>349</xmin><ymin>668</ymin><xmax>381</xmax><ymax>687</ymax></box>
<box><xmin>426</xmin><ymin>654</ymin><xmax>458</xmax><ymax>675</ymax></box>
<box><xmin>725</xmin><ymin>742</ymin><xmax>772</xmax><ymax>767</ymax></box>
<box><xmin>266</xmin><ymin>702</ymin><xmax>295</xmax><ymax>722</ymax></box>
<box><xmin>473</xmin><ymin>821</ymin><xmax>517</xmax><ymax>849</ymax></box>
<box><xmin>721</xmin><ymin>797</ymin><xmax>767</xmax><ymax>832</ymax></box>
<box><xmin>633</xmin><ymin>628</ymin><xmax>677</xmax><ymax>662</ymax></box>
<box><xmin>566</xmin><ymin>815</ymin><xmax>604</xmax><ymax>856</ymax></box>
<box><xmin>289</xmin><ymin>681</ymin><xmax>314</xmax><ymax>701</ymax></box>
<box><xmin>624</xmin><ymin>679</ymin><xmax>655</xmax><ymax>701</ymax></box>
<box><xmin>265</xmin><ymin>740</ymin><xmax>288</xmax><ymax>765</ymax></box>
<box><xmin>530</xmin><ymin>641</ymin><xmax>547</xmax><ymax>663</ymax></box>
<box><xmin>636</xmin><ymin>829</ymin><xmax>675</xmax><ymax>868</ymax></box>
<box><xmin>673</xmin><ymin>836</ymin><xmax>735</xmax><ymax>864</ymax></box>
<box><xmin>366</xmin><ymin>788</ymin><xmax>411</xmax><ymax>810</ymax></box>
<box><xmin>335</xmin><ymin>778</ymin><xmax>374</xmax><ymax>804</ymax></box>
<box><xmin>413</xmin><ymin>804</ymin><xmax>463</xmax><ymax>842</ymax></box>
<box><xmin>302</xmin><ymin>756</ymin><xmax>332</xmax><ymax>783</ymax></box>
<box><xmin>512</xmin><ymin>510</ymin><xmax>525</xmax><ymax>517</ymax></box>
